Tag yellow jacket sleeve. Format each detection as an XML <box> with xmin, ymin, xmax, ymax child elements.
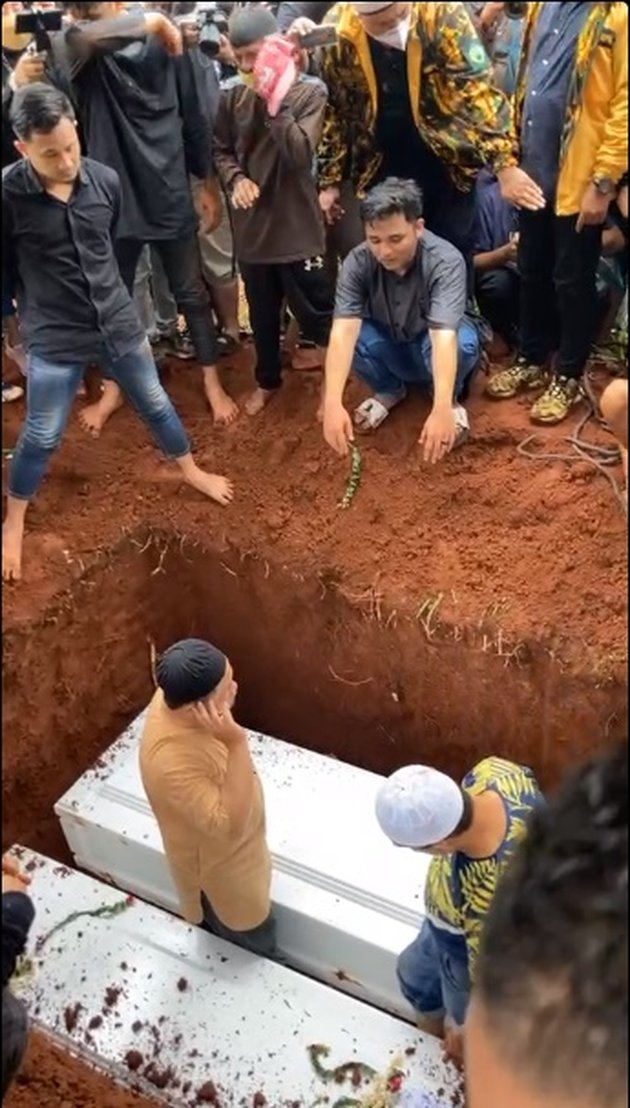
<box><xmin>593</xmin><ymin>12</ymin><xmax>628</xmax><ymax>182</ymax></box>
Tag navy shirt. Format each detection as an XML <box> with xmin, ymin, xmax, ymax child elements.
<box><xmin>521</xmin><ymin>2</ymin><xmax>592</xmax><ymax>203</ymax></box>
<box><xmin>2</xmin><ymin>157</ymin><xmax>145</xmax><ymax>363</ymax></box>
<box><xmin>473</xmin><ymin>171</ymin><xmax>518</xmax><ymax>257</ymax></box>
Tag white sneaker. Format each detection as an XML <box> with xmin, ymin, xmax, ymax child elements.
<box><xmin>2</xmin><ymin>382</ymin><xmax>24</xmax><ymax>403</ymax></box>
<box><xmin>453</xmin><ymin>405</ymin><xmax>470</xmax><ymax>448</ymax></box>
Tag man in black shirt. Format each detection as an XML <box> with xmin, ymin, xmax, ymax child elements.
<box><xmin>2</xmin><ymin>84</ymin><xmax>233</xmax><ymax>582</ymax></box>
<box><xmin>56</xmin><ymin>2</ymin><xmax>237</xmax><ymax>431</ymax></box>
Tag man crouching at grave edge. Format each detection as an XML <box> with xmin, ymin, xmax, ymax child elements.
<box><xmin>139</xmin><ymin>638</ymin><xmax>276</xmax><ymax>957</ymax></box>
<box><xmin>375</xmin><ymin>755</ymin><xmax>543</xmax><ymax>1067</ymax></box>
<box><xmin>323</xmin><ymin>177</ymin><xmax>482</xmax><ymax>465</ymax></box>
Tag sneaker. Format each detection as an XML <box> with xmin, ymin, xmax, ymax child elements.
<box><xmin>485</xmin><ymin>356</ymin><xmax>547</xmax><ymax>399</ymax></box>
<box><xmin>530</xmin><ymin>375</ymin><xmax>585</xmax><ymax>425</ymax></box>
<box><xmin>453</xmin><ymin>405</ymin><xmax>470</xmax><ymax>449</ymax></box>
<box><xmin>162</xmin><ymin>326</ymin><xmax>195</xmax><ymax>361</ymax></box>
<box><xmin>2</xmin><ymin>382</ymin><xmax>24</xmax><ymax>403</ymax></box>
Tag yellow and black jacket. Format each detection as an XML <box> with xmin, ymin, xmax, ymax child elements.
<box><xmin>317</xmin><ymin>2</ymin><xmax>517</xmax><ymax>197</ymax></box>
<box><xmin>515</xmin><ymin>2</ymin><xmax>628</xmax><ymax>216</ymax></box>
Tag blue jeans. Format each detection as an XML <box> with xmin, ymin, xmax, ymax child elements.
<box><xmin>397</xmin><ymin>920</ymin><xmax>471</xmax><ymax>1026</ymax></box>
<box><xmin>9</xmin><ymin>340</ymin><xmax>190</xmax><ymax>501</ymax></box>
<box><xmin>353</xmin><ymin>320</ymin><xmax>480</xmax><ymax>402</ymax></box>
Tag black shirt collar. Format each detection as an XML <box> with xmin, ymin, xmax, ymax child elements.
<box><xmin>23</xmin><ymin>158</ymin><xmax>88</xmax><ymax>195</ymax></box>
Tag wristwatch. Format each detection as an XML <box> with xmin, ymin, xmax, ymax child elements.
<box><xmin>593</xmin><ymin>176</ymin><xmax>616</xmax><ymax>196</ymax></box>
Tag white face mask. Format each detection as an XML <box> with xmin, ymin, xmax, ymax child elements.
<box><xmin>369</xmin><ymin>15</ymin><xmax>411</xmax><ymax>51</ymax></box>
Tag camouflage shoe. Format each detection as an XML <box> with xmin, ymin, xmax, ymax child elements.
<box><xmin>485</xmin><ymin>357</ymin><xmax>547</xmax><ymax>399</ymax></box>
<box><xmin>530</xmin><ymin>375</ymin><xmax>585</xmax><ymax>425</ymax></box>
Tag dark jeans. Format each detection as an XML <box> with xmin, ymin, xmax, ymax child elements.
<box><xmin>397</xmin><ymin>920</ymin><xmax>471</xmax><ymax>1026</ymax></box>
<box><xmin>9</xmin><ymin>341</ymin><xmax>190</xmax><ymax>500</ymax></box>
<box><xmin>475</xmin><ymin>266</ymin><xmax>520</xmax><ymax>347</ymax></box>
<box><xmin>518</xmin><ymin>209</ymin><xmax>603</xmax><ymax>378</ymax></box>
<box><xmin>240</xmin><ymin>258</ymin><xmax>334</xmax><ymax>390</ymax></box>
<box><xmin>2</xmin><ymin>989</ymin><xmax>29</xmax><ymax>1099</ymax></box>
<box><xmin>115</xmin><ymin>235</ymin><xmax>218</xmax><ymax>366</ymax></box>
<box><xmin>353</xmin><ymin>319</ymin><xmax>480</xmax><ymax>402</ymax></box>
<box><xmin>200</xmin><ymin>893</ymin><xmax>278</xmax><ymax>959</ymax></box>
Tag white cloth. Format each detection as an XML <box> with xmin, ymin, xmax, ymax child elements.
<box><xmin>369</xmin><ymin>14</ymin><xmax>411</xmax><ymax>50</ymax></box>
<box><xmin>353</xmin><ymin>1</ymin><xmax>396</xmax><ymax>13</ymax></box>
<box><xmin>375</xmin><ymin>765</ymin><xmax>465</xmax><ymax>848</ymax></box>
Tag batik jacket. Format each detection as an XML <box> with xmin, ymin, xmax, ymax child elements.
<box><xmin>317</xmin><ymin>2</ymin><xmax>517</xmax><ymax>197</ymax></box>
<box><xmin>515</xmin><ymin>2</ymin><xmax>628</xmax><ymax>216</ymax></box>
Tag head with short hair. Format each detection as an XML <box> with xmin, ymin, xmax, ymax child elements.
<box><xmin>375</xmin><ymin>764</ymin><xmax>474</xmax><ymax>853</ymax></box>
<box><xmin>360</xmin><ymin>177</ymin><xmax>425</xmax><ymax>274</ymax></box>
<box><xmin>466</xmin><ymin>745</ymin><xmax>628</xmax><ymax>1108</ymax></box>
<box><xmin>10</xmin><ymin>83</ymin><xmax>81</xmax><ymax>185</ymax></box>
<box><xmin>228</xmin><ymin>4</ymin><xmax>277</xmax><ymax>71</ymax></box>
<box><xmin>156</xmin><ymin>638</ymin><xmax>237</xmax><ymax>714</ymax></box>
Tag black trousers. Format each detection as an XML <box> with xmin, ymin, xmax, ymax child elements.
<box><xmin>518</xmin><ymin>209</ymin><xmax>603</xmax><ymax>379</ymax></box>
<box><xmin>240</xmin><ymin>257</ymin><xmax>334</xmax><ymax>390</ymax></box>
<box><xmin>475</xmin><ymin>267</ymin><xmax>520</xmax><ymax>347</ymax></box>
<box><xmin>200</xmin><ymin>893</ymin><xmax>278</xmax><ymax>958</ymax></box>
<box><xmin>2</xmin><ymin>989</ymin><xmax>28</xmax><ymax>1100</ymax></box>
<box><xmin>115</xmin><ymin>234</ymin><xmax>218</xmax><ymax>366</ymax></box>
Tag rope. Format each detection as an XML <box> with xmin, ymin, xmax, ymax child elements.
<box><xmin>516</xmin><ymin>371</ymin><xmax>627</xmax><ymax>513</ymax></box>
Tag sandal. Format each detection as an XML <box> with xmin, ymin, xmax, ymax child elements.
<box><xmin>354</xmin><ymin>391</ymin><xmax>406</xmax><ymax>434</ymax></box>
<box><xmin>217</xmin><ymin>333</ymin><xmax>240</xmax><ymax>358</ymax></box>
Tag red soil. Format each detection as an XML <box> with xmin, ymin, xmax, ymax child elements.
<box><xmin>5</xmin><ymin>1031</ymin><xmax>161</xmax><ymax>1108</ymax></box>
<box><xmin>1</xmin><ymin>346</ymin><xmax>627</xmax><ymax>1108</ymax></box>
<box><xmin>2</xmin><ymin>348</ymin><xmax>627</xmax><ymax>670</ymax></box>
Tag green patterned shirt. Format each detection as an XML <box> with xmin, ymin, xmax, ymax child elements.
<box><xmin>425</xmin><ymin>756</ymin><xmax>542</xmax><ymax>979</ymax></box>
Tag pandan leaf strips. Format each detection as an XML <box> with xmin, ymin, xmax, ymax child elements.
<box><xmin>339</xmin><ymin>445</ymin><xmax>362</xmax><ymax>509</ymax></box>
<box><xmin>35</xmin><ymin>898</ymin><xmax>132</xmax><ymax>952</ymax></box>
<box><xmin>308</xmin><ymin>1045</ymin><xmax>378</xmax><ymax>1085</ymax></box>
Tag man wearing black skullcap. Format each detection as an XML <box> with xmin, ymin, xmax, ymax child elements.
<box><xmin>139</xmin><ymin>638</ymin><xmax>276</xmax><ymax>956</ymax></box>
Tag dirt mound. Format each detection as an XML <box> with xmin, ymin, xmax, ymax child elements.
<box><xmin>6</xmin><ymin>1031</ymin><xmax>161</xmax><ymax>1108</ymax></box>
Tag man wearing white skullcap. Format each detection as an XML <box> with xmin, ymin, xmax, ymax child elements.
<box><xmin>375</xmin><ymin>755</ymin><xmax>543</xmax><ymax>1066</ymax></box>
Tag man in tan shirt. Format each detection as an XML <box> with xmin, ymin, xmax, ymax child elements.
<box><xmin>139</xmin><ymin>638</ymin><xmax>275</xmax><ymax>956</ymax></box>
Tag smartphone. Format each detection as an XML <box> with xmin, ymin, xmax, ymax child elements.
<box><xmin>297</xmin><ymin>25</ymin><xmax>337</xmax><ymax>50</ymax></box>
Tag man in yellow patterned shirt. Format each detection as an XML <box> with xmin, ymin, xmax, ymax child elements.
<box><xmin>375</xmin><ymin>756</ymin><xmax>542</xmax><ymax>1065</ymax></box>
<box><xmin>313</xmin><ymin>2</ymin><xmax>544</xmax><ymax>263</ymax></box>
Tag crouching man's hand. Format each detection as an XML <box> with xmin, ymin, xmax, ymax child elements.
<box><xmin>419</xmin><ymin>405</ymin><xmax>457</xmax><ymax>464</ymax></box>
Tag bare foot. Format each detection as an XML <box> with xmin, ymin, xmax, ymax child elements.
<box><xmin>2</xmin><ymin>519</ymin><xmax>24</xmax><ymax>582</ymax></box>
<box><xmin>185</xmin><ymin>469</ymin><xmax>234</xmax><ymax>506</ymax></box>
<box><xmin>203</xmin><ymin>372</ymin><xmax>239</xmax><ymax>426</ymax></box>
<box><xmin>79</xmin><ymin>384</ymin><xmax>123</xmax><ymax>438</ymax></box>
<box><xmin>245</xmin><ymin>387</ymin><xmax>276</xmax><ymax>417</ymax></box>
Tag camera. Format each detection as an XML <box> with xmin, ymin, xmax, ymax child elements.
<box><xmin>193</xmin><ymin>2</ymin><xmax>229</xmax><ymax>59</ymax></box>
<box><xmin>14</xmin><ymin>6</ymin><xmax>63</xmax><ymax>54</ymax></box>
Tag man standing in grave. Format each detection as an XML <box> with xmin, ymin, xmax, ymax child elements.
<box><xmin>140</xmin><ymin>638</ymin><xmax>276</xmax><ymax>957</ymax></box>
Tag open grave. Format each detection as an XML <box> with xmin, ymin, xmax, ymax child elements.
<box><xmin>2</xmin><ymin>361</ymin><xmax>628</xmax><ymax>1106</ymax></box>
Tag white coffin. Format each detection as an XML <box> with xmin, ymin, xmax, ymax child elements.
<box><xmin>55</xmin><ymin>712</ymin><xmax>429</xmax><ymax>1019</ymax></box>
<box><xmin>10</xmin><ymin>849</ymin><xmax>459</xmax><ymax>1107</ymax></box>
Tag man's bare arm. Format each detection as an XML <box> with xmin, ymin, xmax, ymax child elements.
<box><xmin>324</xmin><ymin>317</ymin><xmax>362</xmax><ymax>406</ymax></box>
<box><xmin>323</xmin><ymin>317</ymin><xmax>361</xmax><ymax>456</ymax></box>
<box><xmin>419</xmin><ymin>329</ymin><xmax>459</xmax><ymax>464</ymax></box>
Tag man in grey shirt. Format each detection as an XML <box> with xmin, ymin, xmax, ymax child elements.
<box><xmin>323</xmin><ymin>178</ymin><xmax>480</xmax><ymax>465</ymax></box>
